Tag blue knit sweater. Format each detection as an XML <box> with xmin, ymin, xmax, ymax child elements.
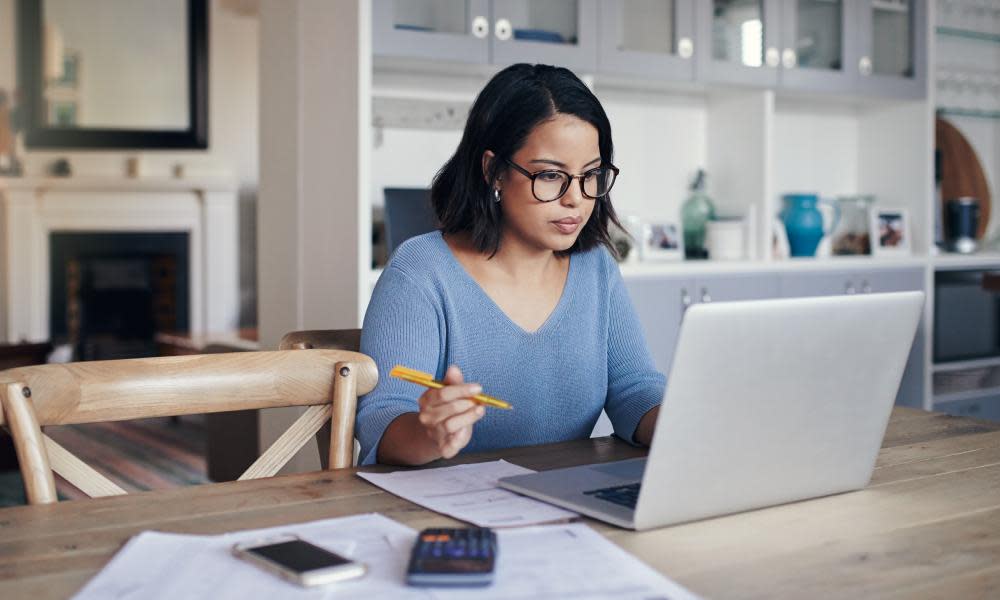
<box><xmin>357</xmin><ymin>231</ymin><xmax>666</xmax><ymax>465</ymax></box>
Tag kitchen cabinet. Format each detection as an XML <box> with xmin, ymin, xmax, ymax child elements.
<box><xmin>374</xmin><ymin>0</ymin><xmax>926</xmax><ymax>100</ymax></box>
<box><xmin>373</xmin><ymin>0</ymin><xmax>598</xmax><ymax>72</ymax></box>
<box><xmin>778</xmin><ymin>267</ymin><xmax>925</xmax><ymax>408</ymax></box>
<box><xmin>597</xmin><ymin>0</ymin><xmax>696</xmax><ymax>82</ymax></box>
<box><xmin>626</xmin><ymin>272</ymin><xmax>779</xmax><ymax>375</ymax></box>
<box><xmin>373</xmin><ymin>0</ymin><xmax>491</xmax><ymax>64</ymax></box>
<box><xmin>853</xmin><ymin>0</ymin><xmax>927</xmax><ymax>99</ymax></box>
<box><xmin>699</xmin><ymin>0</ymin><xmax>927</xmax><ymax>98</ymax></box>
<box><xmin>778</xmin><ymin>0</ymin><xmax>926</xmax><ymax>98</ymax></box>
<box><xmin>629</xmin><ymin>268</ymin><xmax>925</xmax><ymax>408</ymax></box>
<box><xmin>935</xmin><ymin>393</ymin><xmax>1000</xmax><ymax>423</ymax></box>
<box><xmin>777</xmin><ymin>0</ymin><xmax>854</xmax><ymax>93</ymax></box>
<box><xmin>695</xmin><ymin>0</ymin><xmax>782</xmax><ymax>87</ymax></box>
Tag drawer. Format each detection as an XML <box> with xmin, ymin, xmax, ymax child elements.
<box><xmin>934</xmin><ymin>394</ymin><xmax>1000</xmax><ymax>422</ymax></box>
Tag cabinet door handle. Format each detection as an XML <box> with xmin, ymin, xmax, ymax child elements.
<box><xmin>861</xmin><ymin>280</ymin><xmax>872</xmax><ymax>294</ymax></box>
<box><xmin>859</xmin><ymin>56</ymin><xmax>873</xmax><ymax>76</ymax></box>
<box><xmin>781</xmin><ymin>48</ymin><xmax>797</xmax><ymax>69</ymax></box>
<box><xmin>700</xmin><ymin>288</ymin><xmax>712</xmax><ymax>303</ymax></box>
<box><xmin>678</xmin><ymin>37</ymin><xmax>693</xmax><ymax>59</ymax></box>
<box><xmin>845</xmin><ymin>282</ymin><xmax>857</xmax><ymax>295</ymax></box>
<box><xmin>472</xmin><ymin>15</ymin><xmax>489</xmax><ymax>39</ymax></box>
<box><xmin>494</xmin><ymin>18</ymin><xmax>512</xmax><ymax>41</ymax></box>
<box><xmin>765</xmin><ymin>47</ymin><xmax>780</xmax><ymax>68</ymax></box>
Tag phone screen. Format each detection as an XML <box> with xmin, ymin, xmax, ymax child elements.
<box><xmin>247</xmin><ymin>540</ymin><xmax>351</xmax><ymax>573</ymax></box>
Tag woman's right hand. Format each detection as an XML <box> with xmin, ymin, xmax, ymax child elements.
<box><xmin>417</xmin><ymin>365</ymin><xmax>486</xmax><ymax>459</ymax></box>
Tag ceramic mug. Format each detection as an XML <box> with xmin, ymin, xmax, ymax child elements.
<box><xmin>706</xmin><ymin>218</ymin><xmax>745</xmax><ymax>261</ymax></box>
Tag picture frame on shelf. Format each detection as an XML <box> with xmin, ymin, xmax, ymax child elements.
<box><xmin>870</xmin><ymin>208</ymin><xmax>911</xmax><ymax>256</ymax></box>
<box><xmin>640</xmin><ymin>221</ymin><xmax>684</xmax><ymax>262</ymax></box>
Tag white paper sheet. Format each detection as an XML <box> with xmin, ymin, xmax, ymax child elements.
<box><xmin>72</xmin><ymin>514</ymin><xmax>426</xmax><ymax>600</ymax></box>
<box><xmin>73</xmin><ymin>513</ymin><xmax>699</xmax><ymax>600</ymax></box>
<box><xmin>448</xmin><ymin>523</ymin><xmax>700</xmax><ymax>600</ymax></box>
<box><xmin>357</xmin><ymin>459</ymin><xmax>578</xmax><ymax>527</ymax></box>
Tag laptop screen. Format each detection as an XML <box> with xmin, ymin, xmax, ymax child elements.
<box><xmin>383</xmin><ymin>187</ymin><xmax>438</xmax><ymax>257</ymax></box>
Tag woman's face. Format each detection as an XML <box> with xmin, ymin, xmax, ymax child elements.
<box><xmin>494</xmin><ymin>113</ymin><xmax>601</xmax><ymax>254</ymax></box>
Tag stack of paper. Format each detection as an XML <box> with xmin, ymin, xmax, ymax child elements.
<box><xmin>74</xmin><ymin>513</ymin><xmax>699</xmax><ymax>600</ymax></box>
<box><xmin>357</xmin><ymin>459</ymin><xmax>578</xmax><ymax>527</ymax></box>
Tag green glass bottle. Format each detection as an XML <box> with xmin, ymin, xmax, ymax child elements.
<box><xmin>681</xmin><ymin>169</ymin><xmax>715</xmax><ymax>259</ymax></box>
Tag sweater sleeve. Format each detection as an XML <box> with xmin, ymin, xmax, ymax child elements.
<box><xmin>356</xmin><ymin>266</ymin><xmax>444</xmax><ymax>465</ymax></box>
<box><xmin>602</xmin><ymin>255</ymin><xmax>667</xmax><ymax>444</ymax></box>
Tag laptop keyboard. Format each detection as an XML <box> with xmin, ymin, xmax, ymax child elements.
<box><xmin>583</xmin><ymin>482</ymin><xmax>641</xmax><ymax>509</ymax></box>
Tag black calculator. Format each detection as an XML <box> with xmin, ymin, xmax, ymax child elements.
<box><xmin>406</xmin><ymin>527</ymin><xmax>497</xmax><ymax>587</ymax></box>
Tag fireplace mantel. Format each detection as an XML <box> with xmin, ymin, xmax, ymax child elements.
<box><xmin>0</xmin><ymin>176</ymin><xmax>238</xmax><ymax>343</ymax></box>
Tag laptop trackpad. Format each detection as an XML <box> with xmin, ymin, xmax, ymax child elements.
<box><xmin>590</xmin><ymin>458</ymin><xmax>646</xmax><ymax>481</ymax></box>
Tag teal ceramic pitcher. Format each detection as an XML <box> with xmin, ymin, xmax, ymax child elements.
<box><xmin>781</xmin><ymin>194</ymin><xmax>839</xmax><ymax>257</ymax></box>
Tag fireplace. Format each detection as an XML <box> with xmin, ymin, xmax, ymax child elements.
<box><xmin>0</xmin><ymin>177</ymin><xmax>238</xmax><ymax>344</ymax></box>
<box><xmin>50</xmin><ymin>232</ymin><xmax>190</xmax><ymax>360</ymax></box>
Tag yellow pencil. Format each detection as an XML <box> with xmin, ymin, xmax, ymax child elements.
<box><xmin>390</xmin><ymin>365</ymin><xmax>512</xmax><ymax>410</ymax></box>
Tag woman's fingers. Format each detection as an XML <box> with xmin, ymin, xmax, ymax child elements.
<box><xmin>441</xmin><ymin>364</ymin><xmax>464</xmax><ymax>385</ymax></box>
<box><xmin>441</xmin><ymin>428</ymin><xmax>473</xmax><ymax>459</ymax></box>
<box><xmin>414</xmin><ymin>365</ymin><xmax>486</xmax><ymax>458</ymax></box>
<box><xmin>419</xmin><ymin>395</ymin><xmax>474</xmax><ymax>425</ymax></box>
<box><xmin>441</xmin><ymin>405</ymin><xmax>485</xmax><ymax>435</ymax></box>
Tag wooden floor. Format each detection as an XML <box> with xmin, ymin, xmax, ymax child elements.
<box><xmin>0</xmin><ymin>417</ymin><xmax>208</xmax><ymax>506</ymax></box>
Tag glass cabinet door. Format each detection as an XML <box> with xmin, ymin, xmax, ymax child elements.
<box><xmin>490</xmin><ymin>0</ymin><xmax>597</xmax><ymax>72</ymax></box>
<box><xmin>597</xmin><ymin>0</ymin><xmax>696</xmax><ymax>81</ymax></box>
<box><xmin>779</xmin><ymin>0</ymin><xmax>852</xmax><ymax>91</ymax></box>
<box><xmin>854</xmin><ymin>0</ymin><xmax>927</xmax><ymax>98</ymax></box>
<box><xmin>697</xmin><ymin>0</ymin><xmax>781</xmax><ymax>86</ymax></box>
<box><xmin>373</xmin><ymin>0</ymin><xmax>491</xmax><ymax>64</ymax></box>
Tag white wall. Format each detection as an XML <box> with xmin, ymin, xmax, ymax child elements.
<box><xmin>1</xmin><ymin>0</ymin><xmax>257</xmax><ymax>183</ymax></box>
<box><xmin>369</xmin><ymin>72</ymin><xmax>710</xmax><ymax>238</ymax></box>
<box><xmin>258</xmin><ymin>0</ymin><xmax>370</xmax><ymax>473</ymax></box>
<box><xmin>0</xmin><ymin>0</ymin><xmax>259</xmax><ymax>324</ymax></box>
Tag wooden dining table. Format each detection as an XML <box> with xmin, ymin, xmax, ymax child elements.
<box><xmin>1</xmin><ymin>406</ymin><xmax>999</xmax><ymax>599</ymax></box>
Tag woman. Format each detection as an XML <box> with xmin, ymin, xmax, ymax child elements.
<box><xmin>358</xmin><ymin>63</ymin><xmax>665</xmax><ymax>466</ymax></box>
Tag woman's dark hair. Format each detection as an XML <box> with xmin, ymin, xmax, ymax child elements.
<box><xmin>431</xmin><ymin>63</ymin><xmax>622</xmax><ymax>257</ymax></box>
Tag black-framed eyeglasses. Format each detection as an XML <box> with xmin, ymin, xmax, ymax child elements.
<box><xmin>503</xmin><ymin>158</ymin><xmax>619</xmax><ymax>203</ymax></box>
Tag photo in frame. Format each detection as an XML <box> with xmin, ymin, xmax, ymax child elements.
<box><xmin>870</xmin><ymin>208</ymin><xmax>911</xmax><ymax>256</ymax></box>
<box><xmin>640</xmin><ymin>221</ymin><xmax>684</xmax><ymax>262</ymax></box>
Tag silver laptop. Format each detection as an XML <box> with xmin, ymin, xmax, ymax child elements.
<box><xmin>498</xmin><ymin>291</ymin><xmax>924</xmax><ymax>531</ymax></box>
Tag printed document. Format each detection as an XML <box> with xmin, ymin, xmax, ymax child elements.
<box><xmin>73</xmin><ymin>513</ymin><xmax>699</xmax><ymax>600</ymax></box>
<box><xmin>357</xmin><ymin>459</ymin><xmax>577</xmax><ymax>527</ymax></box>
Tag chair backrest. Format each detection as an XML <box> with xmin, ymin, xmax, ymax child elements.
<box><xmin>279</xmin><ymin>329</ymin><xmax>362</xmax><ymax>352</ymax></box>
<box><xmin>0</xmin><ymin>349</ymin><xmax>376</xmax><ymax>505</ymax></box>
<box><xmin>279</xmin><ymin>329</ymin><xmax>363</xmax><ymax>470</ymax></box>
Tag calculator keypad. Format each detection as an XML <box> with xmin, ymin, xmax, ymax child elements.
<box><xmin>408</xmin><ymin>527</ymin><xmax>497</xmax><ymax>582</ymax></box>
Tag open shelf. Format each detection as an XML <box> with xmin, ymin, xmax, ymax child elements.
<box><xmin>936</xmin><ymin>26</ymin><xmax>1000</xmax><ymax>45</ymax></box>
<box><xmin>937</xmin><ymin>107</ymin><xmax>1000</xmax><ymax>120</ymax></box>
<box><xmin>934</xmin><ymin>356</ymin><xmax>1000</xmax><ymax>373</ymax></box>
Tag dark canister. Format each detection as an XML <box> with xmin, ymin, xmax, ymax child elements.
<box><xmin>946</xmin><ymin>197</ymin><xmax>979</xmax><ymax>254</ymax></box>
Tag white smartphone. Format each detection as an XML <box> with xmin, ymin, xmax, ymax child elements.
<box><xmin>231</xmin><ymin>534</ymin><xmax>367</xmax><ymax>587</ymax></box>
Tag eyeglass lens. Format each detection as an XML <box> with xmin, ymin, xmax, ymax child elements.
<box><xmin>533</xmin><ymin>168</ymin><xmax>616</xmax><ymax>202</ymax></box>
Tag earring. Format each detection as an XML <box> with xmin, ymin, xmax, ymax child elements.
<box><xmin>493</xmin><ymin>188</ymin><xmax>501</xmax><ymax>203</ymax></box>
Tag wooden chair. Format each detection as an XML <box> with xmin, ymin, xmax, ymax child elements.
<box><xmin>0</xmin><ymin>349</ymin><xmax>376</xmax><ymax>505</ymax></box>
<box><xmin>279</xmin><ymin>329</ymin><xmax>362</xmax><ymax>469</ymax></box>
<box><xmin>279</xmin><ymin>329</ymin><xmax>361</xmax><ymax>353</ymax></box>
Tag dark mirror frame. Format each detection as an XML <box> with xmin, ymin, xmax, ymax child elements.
<box><xmin>17</xmin><ymin>0</ymin><xmax>209</xmax><ymax>149</ymax></box>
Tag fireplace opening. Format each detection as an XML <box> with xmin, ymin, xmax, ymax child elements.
<box><xmin>50</xmin><ymin>232</ymin><xmax>190</xmax><ymax>361</ymax></box>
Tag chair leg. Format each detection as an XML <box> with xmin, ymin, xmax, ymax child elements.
<box><xmin>329</xmin><ymin>361</ymin><xmax>358</xmax><ymax>470</ymax></box>
<box><xmin>1</xmin><ymin>383</ymin><xmax>58</xmax><ymax>505</ymax></box>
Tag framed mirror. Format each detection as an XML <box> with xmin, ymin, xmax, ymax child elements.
<box><xmin>17</xmin><ymin>0</ymin><xmax>208</xmax><ymax>149</ymax></box>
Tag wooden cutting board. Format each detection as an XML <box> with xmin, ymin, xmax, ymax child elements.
<box><xmin>936</xmin><ymin>117</ymin><xmax>991</xmax><ymax>239</ymax></box>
